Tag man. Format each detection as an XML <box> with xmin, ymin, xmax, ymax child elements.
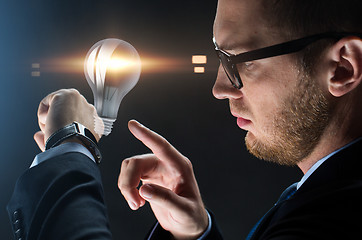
<box><xmin>7</xmin><ymin>0</ymin><xmax>362</xmax><ymax>240</ymax></box>
<box><xmin>119</xmin><ymin>0</ymin><xmax>362</xmax><ymax>239</ymax></box>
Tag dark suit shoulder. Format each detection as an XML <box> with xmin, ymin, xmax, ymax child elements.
<box><xmin>7</xmin><ymin>152</ymin><xmax>112</xmax><ymax>240</ymax></box>
<box><xmin>255</xmin><ymin>140</ymin><xmax>362</xmax><ymax>240</ymax></box>
<box><xmin>260</xmin><ymin>166</ymin><xmax>362</xmax><ymax>239</ymax></box>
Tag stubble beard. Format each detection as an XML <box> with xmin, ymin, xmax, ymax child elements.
<box><xmin>245</xmin><ymin>70</ymin><xmax>332</xmax><ymax>166</ymax></box>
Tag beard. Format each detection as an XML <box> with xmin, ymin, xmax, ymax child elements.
<box><xmin>245</xmin><ymin>70</ymin><xmax>332</xmax><ymax>166</ymax></box>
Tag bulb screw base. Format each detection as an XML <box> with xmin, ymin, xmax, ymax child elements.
<box><xmin>94</xmin><ymin>116</ymin><xmax>116</xmax><ymax>136</ymax></box>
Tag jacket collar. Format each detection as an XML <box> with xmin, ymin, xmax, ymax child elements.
<box><xmin>295</xmin><ymin>138</ymin><xmax>362</xmax><ymax>195</ymax></box>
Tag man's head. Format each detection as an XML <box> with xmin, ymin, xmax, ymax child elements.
<box><xmin>262</xmin><ymin>0</ymin><xmax>362</xmax><ymax>39</ymax></box>
<box><xmin>213</xmin><ymin>0</ymin><xmax>362</xmax><ymax>169</ymax></box>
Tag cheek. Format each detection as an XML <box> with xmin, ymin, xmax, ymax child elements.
<box><xmin>242</xmin><ymin>56</ymin><xmax>300</xmax><ymax>131</ymax></box>
<box><xmin>245</xmin><ymin>85</ymin><xmax>280</xmax><ymax>117</ymax></box>
<box><xmin>245</xmin><ymin>82</ymin><xmax>292</xmax><ymax>137</ymax></box>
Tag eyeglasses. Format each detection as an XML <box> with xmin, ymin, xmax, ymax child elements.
<box><xmin>213</xmin><ymin>32</ymin><xmax>362</xmax><ymax>89</ymax></box>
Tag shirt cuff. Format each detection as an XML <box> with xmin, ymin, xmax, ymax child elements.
<box><xmin>197</xmin><ymin>210</ymin><xmax>212</xmax><ymax>240</ymax></box>
<box><xmin>147</xmin><ymin>210</ymin><xmax>212</xmax><ymax>240</ymax></box>
<box><xmin>30</xmin><ymin>142</ymin><xmax>96</xmax><ymax>168</ymax></box>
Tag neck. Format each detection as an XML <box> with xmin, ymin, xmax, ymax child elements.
<box><xmin>297</xmin><ymin>98</ymin><xmax>362</xmax><ymax>174</ymax></box>
<box><xmin>297</xmin><ymin>134</ymin><xmax>354</xmax><ymax>174</ymax></box>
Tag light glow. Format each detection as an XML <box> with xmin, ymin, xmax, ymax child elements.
<box><xmin>194</xmin><ymin>67</ymin><xmax>205</xmax><ymax>73</ymax></box>
<box><xmin>35</xmin><ymin>53</ymin><xmax>215</xmax><ymax>76</ymax></box>
<box><xmin>107</xmin><ymin>58</ymin><xmax>132</xmax><ymax>70</ymax></box>
<box><xmin>192</xmin><ymin>55</ymin><xmax>207</xmax><ymax>64</ymax></box>
<box><xmin>31</xmin><ymin>71</ymin><xmax>40</xmax><ymax>77</ymax></box>
<box><xmin>96</xmin><ymin>58</ymin><xmax>139</xmax><ymax>71</ymax></box>
<box><xmin>32</xmin><ymin>63</ymin><xmax>40</xmax><ymax>68</ymax></box>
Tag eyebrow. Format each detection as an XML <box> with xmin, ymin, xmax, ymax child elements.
<box><xmin>213</xmin><ymin>37</ymin><xmax>240</xmax><ymax>51</ymax></box>
<box><xmin>213</xmin><ymin>36</ymin><xmax>258</xmax><ymax>53</ymax></box>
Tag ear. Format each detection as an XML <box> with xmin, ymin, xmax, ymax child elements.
<box><xmin>327</xmin><ymin>37</ymin><xmax>362</xmax><ymax>97</ymax></box>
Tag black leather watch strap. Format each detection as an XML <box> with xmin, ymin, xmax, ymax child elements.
<box><xmin>45</xmin><ymin>122</ymin><xmax>102</xmax><ymax>164</ymax></box>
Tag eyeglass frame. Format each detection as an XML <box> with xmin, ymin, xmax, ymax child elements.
<box><xmin>213</xmin><ymin>32</ymin><xmax>362</xmax><ymax>89</ymax></box>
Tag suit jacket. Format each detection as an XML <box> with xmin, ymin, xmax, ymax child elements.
<box><xmin>251</xmin><ymin>139</ymin><xmax>362</xmax><ymax>240</ymax></box>
<box><xmin>7</xmin><ymin>152</ymin><xmax>112</xmax><ymax>240</ymax></box>
<box><xmin>149</xmin><ymin>139</ymin><xmax>362</xmax><ymax>239</ymax></box>
<box><xmin>7</xmin><ymin>140</ymin><xmax>362</xmax><ymax>240</ymax></box>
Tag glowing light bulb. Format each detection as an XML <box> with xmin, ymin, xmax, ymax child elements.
<box><xmin>84</xmin><ymin>38</ymin><xmax>141</xmax><ymax>136</ymax></box>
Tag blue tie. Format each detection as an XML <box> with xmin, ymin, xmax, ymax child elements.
<box><xmin>246</xmin><ymin>183</ymin><xmax>298</xmax><ymax>240</ymax></box>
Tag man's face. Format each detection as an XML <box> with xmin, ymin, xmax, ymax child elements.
<box><xmin>213</xmin><ymin>0</ymin><xmax>332</xmax><ymax>165</ymax></box>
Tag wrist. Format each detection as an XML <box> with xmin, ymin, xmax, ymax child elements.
<box><xmin>172</xmin><ymin>214</ymin><xmax>209</xmax><ymax>240</ymax></box>
<box><xmin>45</xmin><ymin>122</ymin><xmax>102</xmax><ymax>163</ymax></box>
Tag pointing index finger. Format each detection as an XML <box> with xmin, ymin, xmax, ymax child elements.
<box><xmin>128</xmin><ymin>120</ymin><xmax>189</xmax><ymax>168</ymax></box>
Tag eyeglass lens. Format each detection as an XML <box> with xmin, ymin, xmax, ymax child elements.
<box><xmin>217</xmin><ymin>51</ymin><xmax>242</xmax><ymax>88</ymax></box>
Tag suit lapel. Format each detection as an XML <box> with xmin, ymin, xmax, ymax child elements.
<box><xmin>248</xmin><ymin>138</ymin><xmax>362</xmax><ymax>240</ymax></box>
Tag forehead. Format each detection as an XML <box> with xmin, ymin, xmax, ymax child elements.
<box><xmin>213</xmin><ymin>0</ymin><xmax>273</xmax><ymax>51</ymax></box>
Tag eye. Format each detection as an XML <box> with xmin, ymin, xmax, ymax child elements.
<box><xmin>244</xmin><ymin>62</ymin><xmax>253</xmax><ymax>68</ymax></box>
<box><xmin>236</xmin><ymin>61</ymin><xmax>254</xmax><ymax>74</ymax></box>
<box><xmin>242</xmin><ymin>62</ymin><xmax>254</xmax><ymax>71</ymax></box>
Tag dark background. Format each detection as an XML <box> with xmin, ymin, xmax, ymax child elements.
<box><xmin>0</xmin><ymin>0</ymin><xmax>301</xmax><ymax>239</ymax></box>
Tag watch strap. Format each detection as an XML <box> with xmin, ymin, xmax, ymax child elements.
<box><xmin>45</xmin><ymin>122</ymin><xmax>102</xmax><ymax>164</ymax></box>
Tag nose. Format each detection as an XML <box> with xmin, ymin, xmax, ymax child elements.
<box><xmin>212</xmin><ymin>65</ymin><xmax>243</xmax><ymax>100</ymax></box>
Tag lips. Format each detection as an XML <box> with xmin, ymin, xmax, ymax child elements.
<box><xmin>236</xmin><ymin>117</ymin><xmax>251</xmax><ymax>129</ymax></box>
<box><xmin>231</xmin><ymin>109</ymin><xmax>252</xmax><ymax>130</ymax></box>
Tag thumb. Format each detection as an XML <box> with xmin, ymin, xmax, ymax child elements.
<box><xmin>139</xmin><ymin>184</ymin><xmax>187</xmax><ymax>213</ymax></box>
<box><xmin>139</xmin><ymin>184</ymin><xmax>208</xmax><ymax>237</ymax></box>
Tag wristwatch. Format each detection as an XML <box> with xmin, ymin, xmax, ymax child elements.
<box><xmin>45</xmin><ymin>122</ymin><xmax>102</xmax><ymax>164</ymax></box>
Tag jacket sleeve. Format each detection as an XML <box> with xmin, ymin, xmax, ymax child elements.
<box><xmin>7</xmin><ymin>152</ymin><xmax>112</xmax><ymax>240</ymax></box>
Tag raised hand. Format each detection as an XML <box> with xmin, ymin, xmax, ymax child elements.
<box><xmin>118</xmin><ymin>120</ymin><xmax>208</xmax><ymax>239</ymax></box>
<box><xmin>34</xmin><ymin>89</ymin><xmax>100</xmax><ymax>151</ymax></box>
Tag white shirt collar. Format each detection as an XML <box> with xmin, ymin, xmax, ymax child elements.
<box><xmin>297</xmin><ymin>137</ymin><xmax>362</xmax><ymax>190</ymax></box>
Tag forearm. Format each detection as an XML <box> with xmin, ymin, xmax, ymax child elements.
<box><xmin>7</xmin><ymin>152</ymin><xmax>112</xmax><ymax>240</ymax></box>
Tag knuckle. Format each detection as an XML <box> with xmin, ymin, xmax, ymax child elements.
<box><xmin>51</xmin><ymin>93</ymin><xmax>63</xmax><ymax>103</ymax></box>
<box><xmin>157</xmin><ymin>140</ymin><xmax>173</xmax><ymax>155</ymax></box>
<box><xmin>159</xmin><ymin>137</ymin><xmax>169</xmax><ymax>146</ymax></box>
<box><xmin>121</xmin><ymin>155</ymin><xmax>147</xmax><ymax>171</ymax></box>
<box><xmin>117</xmin><ymin>180</ymin><xmax>123</xmax><ymax>190</ymax></box>
<box><xmin>68</xmin><ymin>88</ymin><xmax>80</xmax><ymax>95</ymax></box>
<box><xmin>121</xmin><ymin>158</ymin><xmax>131</xmax><ymax>168</ymax></box>
<box><xmin>122</xmin><ymin>155</ymin><xmax>149</xmax><ymax>168</ymax></box>
<box><xmin>118</xmin><ymin>183</ymin><xmax>129</xmax><ymax>192</ymax></box>
<box><xmin>89</xmin><ymin>104</ymin><xmax>97</xmax><ymax>112</ymax></box>
<box><xmin>183</xmin><ymin>156</ymin><xmax>193</xmax><ymax>168</ymax></box>
<box><xmin>154</xmin><ymin>136</ymin><xmax>169</xmax><ymax>148</ymax></box>
<box><xmin>119</xmin><ymin>187</ymin><xmax>130</xmax><ymax>198</ymax></box>
<box><xmin>126</xmin><ymin>157</ymin><xmax>141</xmax><ymax>170</ymax></box>
<box><xmin>118</xmin><ymin>177</ymin><xmax>131</xmax><ymax>192</ymax></box>
<box><xmin>66</xmin><ymin>89</ymin><xmax>81</xmax><ymax>101</ymax></box>
<box><xmin>179</xmin><ymin>156</ymin><xmax>193</xmax><ymax>176</ymax></box>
